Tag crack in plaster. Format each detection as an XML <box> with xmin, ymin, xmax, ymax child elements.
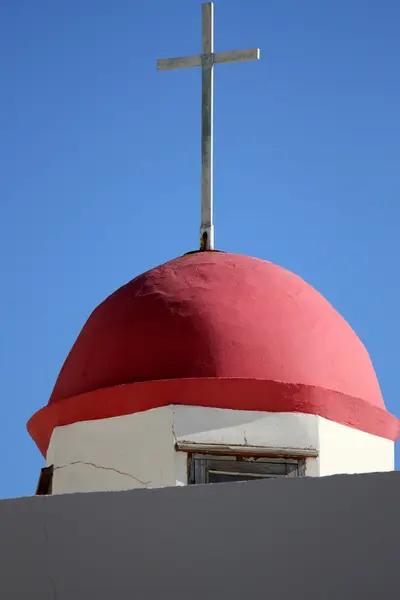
<box><xmin>172</xmin><ymin>406</ymin><xmax>178</xmax><ymax>444</ymax></box>
<box><xmin>54</xmin><ymin>461</ymin><xmax>149</xmax><ymax>487</ymax></box>
<box><xmin>47</xmin><ymin>576</ymin><xmax>58</xmax><ymax>600</ymax></box>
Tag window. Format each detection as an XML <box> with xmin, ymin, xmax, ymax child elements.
<box><xmin>35</xmin><ymin>465</ymin><xmax>54</xmax><ymax>495</ymax></box>
<box><xmin>188</xmin><ymin>454</ymin><xmax>305</xmax><ymax>485</ymax></box>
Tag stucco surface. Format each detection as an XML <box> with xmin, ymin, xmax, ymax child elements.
<box><xmin>0</xmin><ymin>471</ymin><xmax>399</xmax><ymax>599</ymax></box>
<box><xmin>29</xmin><ymin>252</ymin><xmax>400</xmax><ymax>455</ymax></box>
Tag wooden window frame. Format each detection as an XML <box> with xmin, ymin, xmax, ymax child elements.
<box><xmin>188</xmin><ymin>454</ymin><xmax>306</xmax><ymax>485</ymax></box>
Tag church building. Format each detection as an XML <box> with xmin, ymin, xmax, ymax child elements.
<box><xmin>29</xmin><ymin>250</ymin><xmax>399</xmax><ymax>496</ymax></box>
<box><xmin>1</xmin><ymin>4</ymin><xmax>399</xmax><ymax>599</ymax></box>
<box><xmin>28</xmin><ymin>1</ymin><xmax>399</xmax><ymax>497</ymax></box>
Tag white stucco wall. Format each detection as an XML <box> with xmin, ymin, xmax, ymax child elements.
<box><xmin>172</xmin><ymin>405</ymin><xmax>320</xmax><ymax>476</ymax></box>
<box><xmin>172</xmin><ymin>406</ymin><xmax>318</xmax><ymax>449</ymax></box>
<box><xmin>47</xmin><ymin>407</ymin><xmax>177</xmax><ymax>494</ymax></box>
<box><xmin>46</xmin><ymin>405</ymin><xmax>394</xmax><ymax>494</ymax></box>
<box><xmin>317</xmin><ymin>417</ymin><xmax>394</xmax><ymax>475</ymax></box>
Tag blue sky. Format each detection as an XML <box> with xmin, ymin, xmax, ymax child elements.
<box><xmin>1</xmin><ymin>0</ymin><xmax>399</xmax><ymax>499</ymax></box>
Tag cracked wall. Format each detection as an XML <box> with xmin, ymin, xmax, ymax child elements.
<box><xmin>45</xmin><ymin>405</ymin><xmax>394</xmax><ymax>494</ymax></box>
<box><xmin>47</xmin><ymin>407</ymin><xmax>177</xmax><ymax>493</ymax></box>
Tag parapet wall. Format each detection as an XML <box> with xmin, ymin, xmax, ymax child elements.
<box><xmin>0</xmin><ymin>471</ymin><xmax>399</xmax><ymax>599</ymax></box>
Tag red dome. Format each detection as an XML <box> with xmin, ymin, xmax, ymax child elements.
<box><xmin>28</xmin><ymin>252</ymin><xmax>399</xmax><ymax>455</ymax></box>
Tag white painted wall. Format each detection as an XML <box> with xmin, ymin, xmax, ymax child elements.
<box><xmin>317</xmin><ymin>417</ymin><xmax>394</xmax><ymax>475</ymax></box>
<box><xmin>172</xmin><ymin>405</ymin><xmax>320</xmax><ymax>477</ymax></box>
<box><xmin>46</xmin><ymin>405</ymin><xmax>394</xmax><ymax>494</ymax></box>
<box><xmin>47</xmin><ymin>407</ymin><xmax>176</xmax><ymax>494</ymax></box>
<box><xmin>172</xmin><ymin>406</ymin><xmax>318</xmax><ymax>449</ymax></box>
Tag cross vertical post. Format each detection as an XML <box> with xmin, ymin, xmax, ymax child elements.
<box><xmin>157</xmin><ymin>2</ymin><xmax>260</xmax><ymax>251</ymax></box>
<box><xmin>200</xmin><ymin>2</ymin><xmax>214</xmax><ymax>251</ymax></box>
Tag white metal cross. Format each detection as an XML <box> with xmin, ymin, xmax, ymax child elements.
<box><xmin>157</xmin><ymin>2</ymin><xmax>260</xmax><ymax>251</ymax></box>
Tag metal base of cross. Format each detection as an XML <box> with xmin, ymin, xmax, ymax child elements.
<box><xmin>200</xmin><ymin>225</ymin><xmax>215</xmax><ymax>251</ymax></box>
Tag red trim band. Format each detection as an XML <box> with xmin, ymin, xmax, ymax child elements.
<box><xmin>27</xmin><ymin>378</ymin><xmax>400</xmax><ymax>456</ymax></box>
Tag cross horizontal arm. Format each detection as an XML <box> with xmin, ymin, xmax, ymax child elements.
<box><xmin>157</xmin><ymin>55</ymin><xmax>202</xmax><ymax>71</ymax></box>
<box><xmin>157</xmin><ymin>48</ymin><xmax>260</xmax><ymax>71</ymax></box>
<box><xmin>214</xmin><ymin>48</ymin><xmax>260</xmax><ymax>65</ymax></box>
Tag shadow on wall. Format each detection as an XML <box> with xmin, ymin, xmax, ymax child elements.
<box><xmin>0</xmin><ymin>471</ymin><xmax>399</xmax><ymax>599</ymax></box>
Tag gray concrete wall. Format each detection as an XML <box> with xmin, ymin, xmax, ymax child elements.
<box><xmin>0</xmin><ymin>472</ymin><xmax>399</xmax><ymax>599</ymax></box>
